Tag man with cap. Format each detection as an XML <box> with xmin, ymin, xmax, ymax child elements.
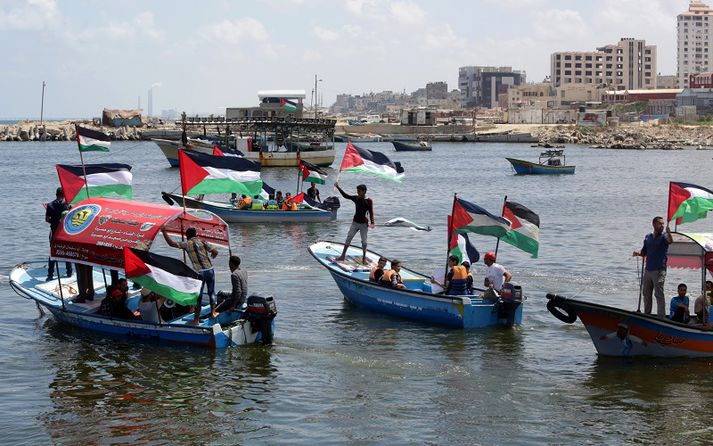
<box><xmin>483</xmin><ymin>251</ymin><xmax>512</xmax><ymax>293</ymax></box>
<box><xmin>335</xmin><ymin>181</ymin><xmax>375</xmax><ymax>263</ymax></box>
<box><xmin>45</xmin><ymin>187</ymin><xmax>73</xmax><ymax>281</ymax></box>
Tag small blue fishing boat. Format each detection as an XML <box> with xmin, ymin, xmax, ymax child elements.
<box><xmin>546</xmin><ymin>232</ymin><xmax>713</xmax><ymax>357</ymax></box>
<box><xmin>506</xmin><ymin>150</ymin><xmax>575</xmax><ymax>175</ymax></box>
<box><xmin>10</xmin><ymin>198</ymin><xmax>277</xmax><ymax>348</ymax></box>
<box><xmin>309</xmin><ymin>241</ymin><xmax>523</xmax><ymax>328</ymax></box>
<box><xmin>162</xmin><ymin>192</ymin><xmax>340</xmax><ymax>223</ymax></box>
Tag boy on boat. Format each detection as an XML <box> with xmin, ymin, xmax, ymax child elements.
<box><xmin>217</xmin><ymin>255</ymin><xmax>248</xmax><ymax>311</ymax></box>
<box><xmin>335</xmin><ymin>181</ymin><xmax>374</xmax><ymax>263</ymax></box>
<box><xmin>370</xmin><ymin>257</ymin><xmax>388</xmax><ymax>283</ymax></box>
<box><xmin>633</xmin><ymin>216</ymin><xmax>673</xmax><ymax>318</ymax></box>
<box><xmin>670</xmin><ymin>283</ymin><xmax>691</xmax><ymax>323</ymax></box>
<box><xmin>161</xmin><ymin>226</ymin><xmax>219</xmax><ymax>324</ymax></box>
<box><xmin>381</xmin><ymin>259</ymin><xmax>405</xmax><ymax>289</ymax></box>
<box><xmin>483</xmin><ymin>252</ymin><xmax>512</xmax><ymax>294</ymax></box>
<box><xmin>445</xmin><ymin>255</ymin><xmax>469</xmax><ymax>295</ymax></box>
<box><xmin>45</xmin><ymin>187</ymin><xmax>72</xmax><ymax>281</ymax></box>
<box><xmin>694</xmin><ymin>280</ymin><xmax>713</xmax><ymax>322</ymax></box>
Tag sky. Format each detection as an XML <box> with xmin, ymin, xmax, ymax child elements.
<box><xmin>0</xmin><ymin>0</ymin><xmax>689</xmax><ymax>118</ymax></box>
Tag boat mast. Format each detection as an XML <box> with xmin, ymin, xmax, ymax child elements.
<box><xmin>494</xmin><ymin>195</ymin><xmax>508</xmax><ymax>258</ymax></box>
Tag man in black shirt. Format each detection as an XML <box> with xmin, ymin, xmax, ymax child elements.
<box><xmin>306</xmin><ymin>182</ymin><xmax>321</xmax><ymax>202</ymax></box>
<box><xmin>45</xmin><ymin>187</ymin><xmax>72</xmax><ymax>281</ymax></box>
<box><xmin>335</xmin><ymin>181</ymin><xmax>374</xmax><ymax>263</ymax></box>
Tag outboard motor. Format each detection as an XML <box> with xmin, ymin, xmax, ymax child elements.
<box><xmin>245</xmin><ymin>294</ymin><xmax>278</xmax><ymax>344</ymax></box>
<box><xmin>496</xmin><ymin>283</ymin><xmax>523</xmax><ymax>327</ymax></box>
<box><xmin>321</xmin><ymin>196</ymin><xmax>340</xmax><ymax>211</ymax></box>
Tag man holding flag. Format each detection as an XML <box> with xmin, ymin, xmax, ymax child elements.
<box><xmin>335</xmin><ymin>181</ymin><xmax>375</xmax><ymax>263</ymax></box>
<box><xmin>633</xmin><ymin>216</ymin><xmax>673</xmax><ymax>318</ymax></box>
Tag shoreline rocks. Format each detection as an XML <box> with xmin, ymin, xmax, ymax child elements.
<box><xmin>0</xmin><ymin>120</ymin><xmax>146</xmax><ymax>142</ymax></box>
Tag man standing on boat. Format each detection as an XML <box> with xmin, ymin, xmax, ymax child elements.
<box><xmin>633</xmin><ymin>216</ymin><xmax>673</xmax><ymax>318</ymax></box>
<box><xmin>307</xmin><ymin>182</ymin><xmax>321</xmax><ymax>203</ymax></box>
<box><xmin>335</xmin><ymin>181</ymin><xmax>374</xmax><ymax>263</ymax></box>
<box><xmin>45</xmin><ymin>187</ymin><xmax>72</xmax><ymax>281</ymax></box>
<box><xmin>162</xmin><ymin>227</ymin><xmax>219</xmax><ymax>324</ymax></box>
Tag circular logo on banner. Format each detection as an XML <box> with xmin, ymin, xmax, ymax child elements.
<box><xmin>64</xmin><ymin>204</ymin><xmax>101</xmax><ymax>235</ymax></box>
<box><xmin>187</xmin><ymin>209</ymin><xmax>213</xmax><ymax>221</ymax></box>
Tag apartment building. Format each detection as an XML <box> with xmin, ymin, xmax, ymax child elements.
<box><xmin>458</xmin><ymin>66</ymin><xmax>525</xmax><ymax>108</ymax></box>
<box><xmin>677</xmin><ymin>1</ymin><xmax>713</xmax><ymax>88</ymax></box>
<box><xmin>551</xmin><ymin>38</ymin><xmax>656</xmax><ymax>90</ymax></box>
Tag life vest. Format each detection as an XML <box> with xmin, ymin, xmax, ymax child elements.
<box><xmin>282</xmin><ymin>201</ymin><xmax>297</xmax><ymax>211</ymax></box>
<box><xmin>251</xmin><ymin>200</ymin><xmax>264</xmax><ymax>210</ymax></box>
<box><xmin>381</xmin><ymin>269</ymin><xmax>396</xmax><ymax>286</ymax></box>
<box><xmin>447</xmin><ymin>265</ymin><xmax>468</xmax><ymax>295</ymax></box>
<box><xmin>369</xmin><ymin>266</ymin><xmax>383</xmax><ymax>282</ymax></box>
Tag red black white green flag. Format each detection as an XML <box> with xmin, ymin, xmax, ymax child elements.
<box><xmin>299</xmin><ymin>160</ymin><xmax>327</xmax><ymax>184</ymax></box>
<box><xmin>123</xmin><ymin>247</ymin><xmax>202</xmax><ymax>305</ymax></box>
<box><xmin>339</xmin><ymin>142</ymin><xmax>404</xmax><ymax>182</ymax></box>
<box><xmin>449</xmin><ymin>197</ymin><xmax>511</xmax><ymax>238</ymax></box>
<box><xmin>179</xmin><ymin>150</ymin><xmax>262</xmax><ymax>196</ymax></box>
<box><xmin>56</xmin><ymin>163</ymin><xmax>132</xmax><ymax>205</ymax></box>
<box><xmin>501</xmin><ymin>201</ymin><xmax>540</xmax><ymax>258</ymax></box>
<box><xmin>76</xmin><ymin>125</ymin><xmax>111</xmax><ymax>152</ymax></box>
<box><xmin>668</xmin><ymin>181</ymin><xmax>713</xmax><ymax>225</ymax></box>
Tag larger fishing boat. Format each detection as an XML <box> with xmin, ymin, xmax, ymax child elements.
<box><xmin>10</xmin><ymin>198</ymin><xmax>277</xmax><ymax>348</ymax></box>
<box><xmin>309</xmin><ymin>241</ymin><xmax>523</xmax><ymax>328</ymax></box>
<box><xmin>506</xmin><ymin>150</ymin><xmax>575</xmax><ymax>175</ymax></box>
<box><xmin>546</xmin><ymin>232</ymin><xmax>713</xmax><ymax>357</ymax></box>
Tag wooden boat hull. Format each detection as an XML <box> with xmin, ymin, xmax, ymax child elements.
<box><xmin>164</xmin><ymin>193</ymin><xmax>337</xmax><ymax>223</ymax></box>
<box><xmin>309</xmin><ymin>241</ymin><xmax>523</xmax><ymax>329</ymax></box>
<box><xmin>506</xmin><ymin>157</ymin><xmax>575</xmax><ymax>175</ymax></box>
<box><xmin>546</xmin><ymin>294</ymin><xmax>713</xmax><ymax>357</ymax></box>
<box><xmin>243</xmin><ymin>149</ymin><xmax>335</xmax><ymax>167</ymax></box>
<box><xmin>392</xmin><ymin>141</ymin><xmax>432</xmax><ymax>151</ymax></box>
<box><xmin>10</xmin><ymin>261</ymin><xmax>274</xmax><ymax>349</ymax></box>
<box><xmin>152</xmin><ymin>138</ymin><xmax>214</xmax><ymax>167</ymax></box>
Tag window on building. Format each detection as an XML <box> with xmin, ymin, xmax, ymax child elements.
<box><xmin>645</xmin><ymin>72</ymin><xmax>651</xmax><ymax>77</ymax></box>
<box><xmin>617</xmin><ymin>49</ymin><xmax>623</xmax><ymax>54</ymax></box>
<box><xmin>617</xmin><ymin>64</ymin><xmax>623</xmax><ymax>69</ymax></box>
<box><xmin>565</xmin><ymin>63</ymin><xmax>571</xmax><ymax>67</ymax></box>
<box><xmin>575</xmin><ymin>63</ymin><xmax>582</xmax><ymax>68</ymax></box>
<box><xmin>585</xmin><ymin>63</ymin><xmax>592</xmax><ymax>68</ymax></box>
<box><xmin>586</xmin><ymin>71</ymin><xmax>592</xmax><ymax>76</ymax></box>
<box><xmin>564</xmin><ymin>55</ymin><xmax>571</xmax><ymax>60</ymax></box>
<box><xmin>575</xmin><ymin>55</ymin><xmax>582</xmax><ymax>60</ymax></box>
<box><xmin>617</xmin><ymin>71</ymin><xmax>623</xmax><ymax>76</ymax></box>
<box><xmin>565</xmin><ymin>70</ymin><xmax>571</xmax><ymax>75</ymax></box>
<box><xmin>575</xmin><ymin>71</ymin><xmax>582</xmax><ymax>75</ymax></box>
<box><xmin>606</xmin><ymin>71</ymin><xmax>613</xmax><ymax>76</ymax></box>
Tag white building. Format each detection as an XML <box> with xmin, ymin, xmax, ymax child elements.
<box><xmin>677</xmin><ymin>1</ymin><xmax>713</xmax><ymax>88</ymax></box>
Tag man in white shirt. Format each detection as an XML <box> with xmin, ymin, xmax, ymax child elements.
<box><xmin>483</xmin><ymin>251</ymin><xmax>512</xmax><ymax>292</ymax></box>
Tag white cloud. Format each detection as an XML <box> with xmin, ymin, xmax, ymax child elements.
<box><xmin>105</xmin><ymin>11</ymin><xmax>163</xmax><ymax>41</ymax></box>
<box><xmin>424</xmin><ymin>24</ymin><xmax>458</xmax><ymax>49</ymax></box>
<box><xmin>199</xmin><ymin>17</ymin><xmax>268</xmax><ymax>44</ymax></box>
<box><xmin>343</xmin><ymin>0</ymin><xmax>385</xmax><ymax>21</ymax></box>
<box><xmin>533</xmin><ymin>9</ymin><xmax>588</xmax><ymax>41</ymax></box>
<box><xmin>0</xmin><ymin>0</ymin><xmax>59</xmax><ymax>31</ymax></box>
<box><xmin>389</xmin><ymin>1</ymin><xmax>425</xmax><ymax>25</ymax></box>
<box><xmin>313</xmin><ymin>25</ymin><xmax>339</xmax><ymax>41</ymax></box>
<box><xmin>303</xmin><ymin>49</ymin><xmax>322</xmax><ymax>61</ymax></box>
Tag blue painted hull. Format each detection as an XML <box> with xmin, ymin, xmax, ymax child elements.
<box><xmin>309</xmin><ymin>241</ymin><xmax>523</xmax><ymax>329</ymax></box>
<box><xmin>506</xmin><ymin>158</ymin><xmax>575</xmax><ymax>175</ymax></box>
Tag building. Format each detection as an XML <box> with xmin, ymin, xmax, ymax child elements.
<box><xmin>507</xmin><ymin>83</ymin><xmax>554</xmax><ymax>108</ymax></box>
<box><xmin>555</xmin><ymin>84</ymin><xmax>605</xmax><ymax>105</ymax></box>
<box><xmin>677</xmin><ymin>88</ymin><xmax>713</xmax><ymax>115</ymax></box>
<box><xmin>551</xmin><ymin>38</ymin><xmax>657</xmax><ymax>90</ymax></box>
<box><xmin>690</xmin><ymin>71</ymin><xmax>713</xmax><ymax>87</ymax></box>
<box><xmin>426</xmin><ymin>81</ymin><xmax>448</xmax><ymax>100</ymax></box>
<box><xmin>602</xmin><ymin>89</ymin><xmax>682</xmax><ymax>103</ymax></box>
<box><xmin>657</xmin><ymin>74</ymin><xmax>678</xmax><ymax>89</ymax></box>
<box><xmin>677</xmin><ymin>1</ymin><xmax>713</xmax><ymax>88</ymax></box>
<box><xmin>458</xmin><ymin>66</ymin><xmax>525</xmax><ymax>108</ymax></box>
<box><xmin>226</xmin><ymin>90</ymin><xmax>306</xmax><ymax>119</ymax></box>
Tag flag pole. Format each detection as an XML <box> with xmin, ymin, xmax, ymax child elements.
<box><xmin>443</xmin><ymin>193</ymin><xmax>458</xmax><ymax>287</ymax></box>
<box><xmin>296</xmin><ymin>167</ymin><xmax>301</xmax><ymax>195</ymax></box>
<box><xmin>668</xmin><ymin>181</ymin><xmax>677</xmax><ymax>232</ymax></box>
<box><xmin>494</xmin><ymin>195</ymin><xmax>508</xmax><ymax>258</ymax></box>
<box><xmin>75</xmin><ymin>124</ymin><xmax>91</xmax><ymax>199</ymax></box>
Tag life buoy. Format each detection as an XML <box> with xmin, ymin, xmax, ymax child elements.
<box><xmin>547</xmin><ymin>299</ymin><xmax>577</xmax><ymax>324</ymax></box>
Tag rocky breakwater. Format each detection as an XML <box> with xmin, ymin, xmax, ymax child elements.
<box><xmin>0</xmin><ymin>120</ymin><xmax>143</xmax><ymax>142</ymax></box>
<box><xmin>532</xmin><ymin>124</ymin><xmax>713</xmax><ymax>150</ymax></box>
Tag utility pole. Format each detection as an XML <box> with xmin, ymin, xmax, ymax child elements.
<box><xmin>314</xmin><ymin>74</ymin><xmax>318</xmax><ymax>119</ymax></box>
<box><xmin>40</xmin><ymin>81</ymin><xmax>46</xmax><ymax>127</ymax></box>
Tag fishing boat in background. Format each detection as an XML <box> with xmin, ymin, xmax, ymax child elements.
<box><xmin>309</xmin><ymin>241</ymin><xmax>523</xmax><ymax>328</ymax></box>
<box><xmin>392</xmin><ymin>139</ymin><xmax>432</xmax><ymax>152</ymax></box>
<box><xmin>162</xmin><ymin>192</ymin><xmax>340</xmax><ymax>223</ymax></box>
<box><xmin>546</xmin><ymin>232</ymin><xmax>713</xmax><ymax>357</ymax></box>
<box><xmin>244</xmin><ymin>139</ymin><xmax>336</xmax><ymax>167</ymax></box>
<box><xmin>506</xmin><ymin>149</ymin><xmax>575</xmax><ymax>175</ymax></box>
<box><xmin>10</xmin><ymin>198</ymin><xmax>277</xmax><ymax>348</ymax></box>
<box><xmin>152</xmin><ymin>137</ymin><xmax>245</xmax><ymax>167</ymax></box>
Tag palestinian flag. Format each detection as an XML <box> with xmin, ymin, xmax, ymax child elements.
<box><xmin>668</xmin><ymin>181</ymin><xmax>713</xmax><ymax>225</ymax></box>
<box><xmin>280</xmin><ymin>98</ymin><xmax>298</xmax><ymax>111</ymax></box>
<box><xmin>213</xmin><ymin>145</ymin><xmax>224</xmax><ymax>156</ymax></box>
<box><xmin>123</xmin><ymin>247</ymin><xmax>202</xmax><ymax>306</ymax></box>
<box><xmin>339</xmin><ymin>142</ymin><xmax>404</xmax><ymax>183</ymax></box>
<box><xmin>449</xmin><ymin>232</ymin><xmax>480</xmax><ymax>265</ymax></box>
<box><xmin>300</xmin><ymin>160</ymin><xmax>327</xmax><ymax>184</ymax></box>
<box><xmin>76</xmin><ymin>125</ymin><xmax>111</xmax><ymax>152</ymax></box>
<box><xmin>260</xmin><ymin>181</ymin><xmax>275</xmax><ymax>200</ymax></box>
<box><xmin>501</xmin><ymin>201</ymin><xmax>540</xmax><ymax>258</ymax></box>
<box><xmin>179</xmin><ymin>150</ymin><xmax>262</xmax><ymax>196</ymax></box>
<box><xmin>56</xmin><ymin>163</ymin><xmax>132</xmax><ymax>205</ymax></box>
<box><xmin>450</xmin><ymin>198</ymin><xmax>511</xmax><ymax>238</ymax></box>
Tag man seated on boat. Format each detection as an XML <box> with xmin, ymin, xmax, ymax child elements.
<box><xmin>98</xmin><ymin>278</ymin><xmax>133</xmax><ymax>319</ymax></box>
<box><xmin>369</xmin><ymin>257</ymin><xmax>388</xmax><ymax>283</ymax></box>
<box><xmin>238</xmin><ymin>194</ymin><xmax>252</xmax><ymax>210</ymax></box>
<box><xmin>670</xmin><ymin>283</ymin><xmax>691</xmax><ymax>323</ymax></box>
<box><xmin>134</xmin><ymin>288</ymin><xmax>165</xmax><ymax>324</ymax></box>
<box><xmin>445</xmin><ymin>255</ymin><xmax>469</xmax><ymax>295</ymax></box>
<box><xmin>694</xmin><ymin>281</ymin><xmax>713</xmax><ymax>322</ymax></box>
<box><xmin>282</xmin><ymin>193</ymin><xmax>298</xmax><ymax>211</ymax></box>
<box><xmin>381</xmin><ymin>259</ymin><xmax>406</xmax><ymax>290</ymax></box>
<box><xmin>275</xmin><ymin>191</ymin><xmax>284</xmax><ymax>209</ymax></box>
<box><xmin>483</xmin><ymin>252</ymin><xmax>512</xmax><ymax>297</ymax></box>
<box><xmin>216</xmin><ymin>255</ymin><xmax>248</xmax><ymax>312</ymax></box>
<box><xmin>229</xmin><ymin>193</ymin><xmax>239</xmax><ymax>208</ymax></box>
<box><xmin>462</xmin><ymin>261</ymin><xmax>475</xmax><ymax>295</ymax></box>
<box><xmin>251</xmin><ymin>195</ymin><xmax>265</xmax><ymax>210</ymax></box>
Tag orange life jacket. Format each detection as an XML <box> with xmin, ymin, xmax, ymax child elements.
<box><xmin>370</xmin><ymin>266</ymin><xmax>383</xmax><ymax>281</ymax></box>
<box><xmin>381</xmin><ymin>269</ymin><xmax>396</xmax><ymax>285</ymax></box>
